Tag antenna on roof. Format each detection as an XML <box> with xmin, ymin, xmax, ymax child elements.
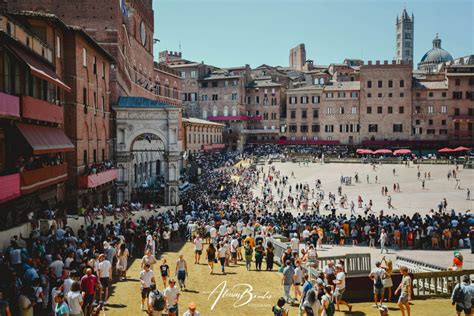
<box><xmin>179</xmin><ymin>42</ymin><xmax>182</xmax><ymax>53</ymax></box>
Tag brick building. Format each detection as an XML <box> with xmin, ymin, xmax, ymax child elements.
<box><xmin>285</xmin><ymin>85</ymin><xmax>323</xmax><ymax>141</ymax></box>
<box><xmin>167</xmin><ymin>59</ymin><xmax>214</xmax><ymax>118</ymax></box>
<box><xmin>198</xmin><ymin>66</ymin><xmax>252</xmax><ymax>151</ymax></box>
<box><xmin>62</xmin><ymin>26</ymin><xmax>116</xmax><ymax>207</ymax></box>
<box><xmin>244</xmin><ymin>78</ymin><xmax>283</xmax><ymax>142</ymax></box>
<box><xmin>0</xmin><ymin>13</ymin><xmax>73</xmax><ymax>226</ymax></box>
<box><xmin>359</xmin><ymin>61</ymin><xmax>413</xmax><ymax>144</ymax></box>
<box><xmin>321</xmin><ymin>82</ymin><xmax>361</xmax><ymax>144</ymax></box>
<box><xmin>289</xmin><ymin>43</ymin><xmax>306</xmax><ymax>71</ymax></box>
<box><xmin>182</xmin><ymin>118</ymin><xmax>224</xmax><ymax>154</ymax></box>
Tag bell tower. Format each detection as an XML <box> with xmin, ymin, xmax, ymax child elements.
<box><xmin>395</xmin><ymin>8</ymin><xmax>414</xmax><ymax>64</ymax></box>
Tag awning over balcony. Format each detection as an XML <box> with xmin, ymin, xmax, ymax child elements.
<box><xmin>16</xmin><ymin>123</ymin><xmax>74</xmax><ymax>155</ymax></box>
<box><xmin>6</xmin><ymin>44</ymin><xmax>71</xmax><ymax>92</ymax></box>
<box><xmin>78</xmin><ymin>169</ymin><xmax>119</xmax><ymax>189</ymax></box>
<box><xmin>0</xmin><ymin>173</ymin><xmax>21</xmax><ymax>203</ymax></box>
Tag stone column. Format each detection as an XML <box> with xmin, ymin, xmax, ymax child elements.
<box><xmin>164</xmin><ymin>152</ymin><xmax>180</xmax><ymax>206</ymax></box>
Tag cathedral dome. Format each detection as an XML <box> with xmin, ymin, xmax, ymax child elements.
<box><xmin>418</xmin><ymin>34</ymin><xmax>453</xmax><ymax>72</ymax></box>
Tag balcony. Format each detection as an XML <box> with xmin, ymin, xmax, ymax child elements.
<box><xmin>20</xmin><ymin>163</ymin><xmax>67</xmax><ymax>194</ymax></box>
<box><xmin>0</xmin><ymin>173</ymin><xmax>21</xmax><ymax>203</ymax></box>
<box><xmin>21</xmin><ymin>96</ymin><xmax>63</xmax><ymax>124</ymax></box>
<box><xmin>0</xmin><ymin>91</ymin><xmax>20</xmax><ymax>118</ymax></box>
<box><xmin>77</xmin><ymin>169</ymin><xmax>118</xmax><ymax>189</ymax></box>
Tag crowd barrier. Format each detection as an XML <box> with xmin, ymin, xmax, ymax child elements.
<box><xmin>395</xmin><ymin>255</ymin><xmax>445</xmax><ymax>273</ymax></box>
<box><xmin>267</xmin><ymin>237</ymin><xmax>371</xmax><ymax>276</ymax></box>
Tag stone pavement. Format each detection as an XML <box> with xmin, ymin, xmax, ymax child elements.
<box><xmin>254</xmin><ymin>161</ymin><xmax>474</xmax><ymax>216</ymax></box>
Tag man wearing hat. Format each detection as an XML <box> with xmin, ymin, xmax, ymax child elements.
<box><xmin>182</xmin><ymin>302</ymin><xmax>200</xmax><ymax>316</ymax></box>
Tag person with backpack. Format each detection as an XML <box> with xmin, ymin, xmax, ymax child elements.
<box><xmin>244</xmin><ymin>240</ymin><xmax>253</xmax><ymax>271</ymax></box>
<box><xmin>451</xmin><ymin>275</ymin><xmax>473</xmax><ymax>316</ymax></box>
<box><xmin>271</xmin><ymin>297</ymin><xmax>288</xmax><ymax>316</ymax></box>
<box><xmin>369</xmin><ymin>261</ymin><xmax>387</xmax><ymax>308</ymax></box>
<box><xmin>147</xmin><ymin>284</ymin><xmax>165</xmax><ymax>316</ymax></box>
<box><xmin>321</xmin><ymin>285</ymin><xmax>336</xmax><ymax>316</ymax></box>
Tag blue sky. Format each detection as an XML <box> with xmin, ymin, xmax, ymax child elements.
<box><xmin>153</xmin><ymin>0</ymin><xmax>473</xmax><ymax>68</ymax></box>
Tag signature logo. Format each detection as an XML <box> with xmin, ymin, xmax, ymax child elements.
<box><xmin>203</xmin><ymin>280</ymin><xmax>272</xmax><ymax>310</ymax></box>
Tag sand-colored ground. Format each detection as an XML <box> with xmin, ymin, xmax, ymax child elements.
<box><xmin>254</xmin><ymin>161</ymin><xmax>474</xmax><ymax>216</ymax></box>
<box><xmin>104</xmin><ymin>242</ymin><xmax>452</xmax><ymax>316</ymax></box>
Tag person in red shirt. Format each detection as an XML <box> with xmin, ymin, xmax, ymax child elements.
<box><xmin>81</xmin><ymin>268</ymin><xmax>98</xmax><ymax>315</ymax></box>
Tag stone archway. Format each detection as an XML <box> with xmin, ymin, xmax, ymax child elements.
<box><xmin>115</xmin><ymin>99</ymin><xmax>180</xmax><ymax>206</ymax></box>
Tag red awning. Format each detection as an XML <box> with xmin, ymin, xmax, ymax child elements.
<box><xmin>16</xmin><ymin>123</ymin><xmax>74</xmax><ymax>155</ymax></box>
<box><xmin>7</xmin><ymin>45</ymin><xmax>71</xmax><ymax>92</ymax></box>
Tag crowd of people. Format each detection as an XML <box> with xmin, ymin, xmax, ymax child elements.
<box><xmin>15</xmin><ymin>154</ymin><xmax>64</xmax><ymax>173</ymax></box>
<box><xmin>82</xmin><ymin>161</ymin><xmax>115</xmax><ymax>176</ymax></box>
<box><xmin>0</xmin><ymin>146</ymin><xmax>473</xmax><ymax>316</ymax></box>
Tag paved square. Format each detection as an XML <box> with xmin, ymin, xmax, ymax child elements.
<box><xmin>253</xmin><ymin>161</ymin><xmax>474</xmax><ymax>216</ymax></box>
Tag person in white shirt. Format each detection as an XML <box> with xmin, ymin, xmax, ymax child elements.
<box><xmin>193</xmin><ymin>235</ymin><xmax>203</xmax><ymax>264</ymax></box>
<box><xmin>62</xmin><ymin>273</ymin><xmax>74</xmax><ymax>296</ymax></box>
<box><xmin>140</xmin><ymin>264</ymin><xmax>155</xmax><ymax>310</ymax></box>
<box><xmin>293</xmin><ymin>260</ymin><xmax>304</xmax><ymax>301</ymax></box>
<box><xmin>218</xmin><ymin>224</ymin><xmax>227</xmax><ymax>237</ymax></box>
<box><xmin>217</xmin><ymin>242</ymin><xmax>227</xmax><ymax>274</ymax></box>
<box><xmin>146</xmin><ymin>231</ymin><xmax>155</xmax><ymax>256</ymax></box>
<box><xmin>98</xmin><ymin>254</ymin><xmax>112</xmax><ymax>304</ymax></box>
<box><xmin>163</xmin><ymin>279</ymin><xmax>180</xmax><ymax>316</ymax></box>
<box><xmin>230</xmin><ymin>237</ymin><xmax>239</xmax><ymax>264</ymax></box>
<box><xmin>333</xmin><ymin>264</ymin><xmax>352</xmax><ymax>312</ymax></box>
<box><xmin>236</xmin><ymin>221</ymin><xmax>244</xmax><ymax>234</ymax></box>
<box><xmin>290</xmin><ymin>234</ymin><xmax>300</xmax><ymax>256</ymax></box>
<box><xmin>209</xmin><ymin>226</ymin><xmax>217</xmax><ymax>243</ymax></box>
<box><xmin>66</xmin><ymin>281</ymin><xmax>83</xmax><ymax>316</ymax></box>
<box><xmin>369</xmin><ymin>261</ymin><xmax>387</xmax><ymax>307</ymax></box>
<box><xmin>302</xmin><ymin>228</ymin><xmax>310</xmax><ymax>243</ymax></box>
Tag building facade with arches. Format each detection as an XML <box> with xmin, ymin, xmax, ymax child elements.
<box><xmin>114</xmin><ymin>97</ymin><xmax>180</xmax><ymax>206</ymax></box>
